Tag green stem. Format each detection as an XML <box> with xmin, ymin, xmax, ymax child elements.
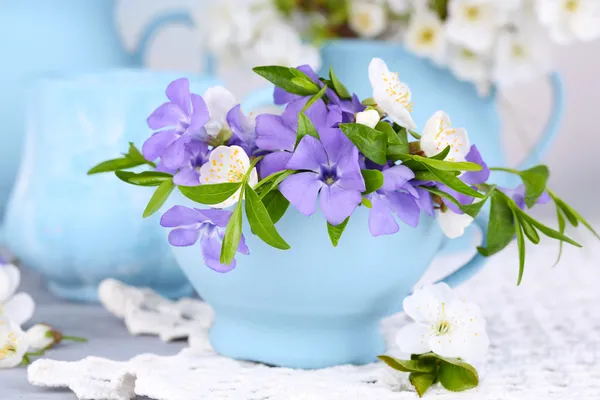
<box><xmin>408</xmin><ymin>130</ymin><xmax>422</xmax><ymax>140</ymax></box>
<box><xmin>489</xmin><ymin>167</ymin><xmax>521</xmax><ymax>175</ymax></box>
<box><xmin>61</xmin><ymin>335</ymin><xmax>88</xmax><ymax>343</ymax></box>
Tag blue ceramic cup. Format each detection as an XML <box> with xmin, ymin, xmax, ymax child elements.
<box><xmin>0</xmin><ymin>0</ymin><xmax>193</xmax><ymax>219</ymax></box>
<box><xmin>3</xmin><ymin>70</ymin><xmax>271</xmax><ymax>302</ymax></box>
<box><xmin>168</xmin><ymin>194</ymin><xmax>489</xmax><ymax>369</ymax></box>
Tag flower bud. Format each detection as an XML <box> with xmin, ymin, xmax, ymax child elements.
<box><xmin>26</xmin><ymin>324</ymin><xmax>58</xmax><ymax>351</ymax></box>
<box><xmin>355</xmin><ymin>109</ymin><xmax>380</xmax><ymax>129</ymax></box>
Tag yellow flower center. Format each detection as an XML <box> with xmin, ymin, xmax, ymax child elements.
<box><xmin>461</xmin><ymin>48</ymin><xmax>477</xmax><ymax>59</ymax></box>
<box><xmin>434</xmin><ymin>303</ymin><xmax>451</xmax><ymax>335</ymax></box>
<box><xmin>0</xmin><ymin>331</ymin><xmax>19</xmax><ymax>360</ymax></box>
<box><xmin>380</xmin><ymin>72</ymin><xmax>413</xmax><ymax>112</ymax></box>
<box><xmin>419</xmin><ymin>27</ymin><xmax>436</xmax><ymax>44</ymax></box>
<box><xmin>434</xmin><ymin>118</ymin><xmax>464</xmax><ymax>161</ymax></box>
<box><xmin>564</xmin><ymin>0</ymin><xmax>580</xmax><ymax>12</ymax></box>
<box><xmin>357</xmin><ymin>12</ymin><xmax>373</xmax><ymax>31</ymax></box>
<box><xmin>464</xmin><ymin>5</ymin><xmax>481</xmax><ymax>21</ymax></box>
<box><xmin>512</xmin><ymin>44</ymin><xmax>526</xmax><ymax>58</ymax></box>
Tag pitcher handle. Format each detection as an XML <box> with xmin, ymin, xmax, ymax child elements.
<box><xmin>434</xmin><ymin>213</ymin><xmax>489</xmax><ymax>287</ymax></box>
<box><xmin>517</xmin><ymin>73</ymin><xmax>565</xmax><ymax>170</ymax></box>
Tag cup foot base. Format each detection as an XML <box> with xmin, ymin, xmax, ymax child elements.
<box><xmin>47</xmin><ymin>280</ymin><xmax>194</xmax><ymax>302</ymax></box>
<box><xmin>209</xmin><ymin>312</ymin><xmax>385</xmax><ymax>369</ymax></box>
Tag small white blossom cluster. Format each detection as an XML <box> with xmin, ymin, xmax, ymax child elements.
<box><xmin>193</xmin><ymin>0</ymin><xmax>321</xmax><ymax>71</ymax></box>
<box><xmin>280</xmin><ymin>0</ymin><xmax>600</xmax><ymax>90</ymax></box>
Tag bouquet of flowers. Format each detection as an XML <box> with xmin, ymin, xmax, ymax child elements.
<box><xmin>272</xmin><ymin>0</ymin><xmax>600</xmax><ymax>88</ymax></box>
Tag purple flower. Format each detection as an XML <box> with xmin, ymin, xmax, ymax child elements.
<box><xmin>172</xmin><ymin>141</ymin><xmax>210</xmax><ymax>186</ymax></box>
<box><xmin>327</xmin><ymin>91</ymin><xmax>366</xmax><ymax>125</ymax></box>
<box><xmin>256</xmin><ymin>97</ymin><xmax>329</xmax><ymax>178</ymax></box>
<box><xmin>160</xmin><ymin>206</ymin><xmax>249</xmax><ymax>273</ymax></box>
<box><xmin>278</xmin><ymin>128</ymin><xmax>366</xmax><ymax>226</ymax></box>
<box><xmin>502</xmin><ymin>185</ymin><xmax>551</xmax><ymax>210</ymax></box>
<box><xmin>367</xmin><ymin>165</ymin><xmax>434</xmax><ymax>236</ymax></box>
<box><xmin>442</xmin><ymin>145</ymin><xmax>490</xmax><ymax>214</ymax></box>
<box><xmin>143</xmin><ymin>78</ymin><xmax>210</xmax><ymax>170</ymax></box>
<box><xmin>226</xmin><ymin>104</ymin><xmax>262</xmax><ymax>157</ymax></box>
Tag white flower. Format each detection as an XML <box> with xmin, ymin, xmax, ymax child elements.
<box><xmin>448</xmin><ymin>46</ymin><xmax>491</xmax><ymax>86</ymax></box>
<box><xmin>203</xmin><ymin>86</ymin><xmax>238</xmax><ymax>139</ymax></box>
<box><xmin>355</xmin><ymin>109</ymin><xmax>381</xmax><ymax>128</ymax></box>
<box><xmin>248</xmin><ymin>22</ymin><xmax>321</xmax><ymax>69</ymax></box>
<box><xmin>348</xmin><ymin>1</ymin><xmax>387</xmax><ymax>38</ymax></box>
<box><xmin>0</xmin><ymin>264</ymin><xmax>35</xmax><ymax>326</ymax></box>
<box><xmin>387</xmin><ymin>0</ymin><xmax>410</xmax><ymax>14</ymax></box>
<box><xmin>420</xmin><ymin>111</ymin><xmax>470</xmax><ymax>162</ymax></box>
<box><xmin>438</xmin><ymin>210</ymin><xmax>474</xmax><ymax>239</ymax></box>
<box><xmin>535</xmin><ymin>0</ymin><xmax>600</xmax><ymax>44</ymax></box>
<box><xmin>396</xmin><ymin>283</ymin><xmax>489</xmax><ymax>362</ymax></box>
<box><xmin>404</xmin><ymin>9</ymin><xmax>447</xmax><ymax>64</ymax></box>
<box><xmin>199</xmin><ymin>146</ymin><xmax>258</xmax><ymax>208</ymax></box>
<box><xmin>26</xmin><ymin>324</ymin><xmax>55</xmax><ymax>351</ymax></box>
<box><xmin>368</xmin><ymin>58</ymin><xmax>416</xmax><ymax>130</ymax></box>
<box><xmin>0</xmin><ymin>316</ymin><xmax>29</xmax><ymax>368</ymax></box>
<box><xmin>446</xmin><ymin>0</ymin><xmax>508</xmax><ymax>52</ymax></box>
<box><xmin>493</xmin><ymin>18</ymin><xmax>553</xmax><ymax>87</ymax></box>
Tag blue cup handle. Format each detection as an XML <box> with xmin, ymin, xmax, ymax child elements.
<box><xmin>433</xmin><ymin>213</ymin><xmax>489</xmax><ymax>287</ymax></box>
<box><xmin>517</xmin><ymin>73</ymin><xmax>565</xmax><ymax>170</ymax></box>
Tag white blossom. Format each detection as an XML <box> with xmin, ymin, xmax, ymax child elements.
<box><xmin>420</xmin><ymin>111</ymin><xmax>470</xmax><ymax>162</ymax></box>
<box><xmin>26</xmin><ymin>324</ymin><xmax>55</xmax><ymax>351</ymax></box>
<box><xmin>446</xmin><ymin>0</ymin><xmax>509</xmax><ymax>52</ymax></box>
<box><xmin>0</xmin><ymin>316</ymin><xmax>28</xmax><ymax>368</ymax></box>
<box><xmin>355</xmin><ymin>109</ymin><xmax>381</xmax><ymax>128</ymax></box>
<box><xmin>348</xmin><ymin>1</ymin><xmax>388</xmax><ymax>38</ymax></box>
<box><xmin>368</xmin><ymin>58</ymin><xmax>416</xmax><ymax>130</ymax></box>
<box><xmin>448</xmin><ymin>46</ymin><xmax>491</xmax><ymax>87</ymax></box>
<box><xmin>404</xmin><ymin>9</ymin><xmax>447</xmax><ymax>64</ymax></box>
<box><xmin>397</xmin><ymin>283</ymin><xmax>489</xmax><ymax>362</ymax></box>
<box><xmin>199</xmin><ymin>146</ymin><xmax>258</xmax><ymax>208</ymax></box>
<box><xmin>535</xmin><ymin>0</ymin><xmax>600</xmax><ymax>44</ymax></box>
<box><xmin>203</xmin><ymin>87</ymin><xmax>238</xmax><ymax>139</ymax></box>
<box><xmin>0</xmin><ymin>264</ymin><xmax>34</xmax><ymax>326</ymax></box>
<box><xmin>438</xmin><ymin>210</ymin><xmax>475</xmax><ymax>239</ymax></box>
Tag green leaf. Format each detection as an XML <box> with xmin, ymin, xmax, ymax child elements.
<box><xmin>179</xmin><ymin>182</ymin><xmax>242</xmax><ymax>205</ymax></box>
<box><xmin>515</xmin><ymin>210</ymin><xmax>540</xmax><ymax>244</ymax></box>
<box><xmin>126</xmin><ymin>142</ymin><xmax>147</xmax><ymax>164</ymax></box>
<box><xmin>302</xmin><ymin>84</ymin><xmax>328</xmax><ymax>112</ymax></box>
<box><xmin>329</xmin><ymin>67</ymin><xmax>351</xmax><ymax>99</ymax></box>
<box><xmin>378</xmin><ymin>122</ymin><xmax>409</xmax><ymax>157</ymax></box>
<box><xmin>478</xmin><ymin>191</ymin><xmax>515</xmax><ymax>256</ymax></box>
<box><xmin>437</xmin><ymin>360</ymin><xmax>479</xmax><ymax>392</ymax></box>
<box><xmin>550</xmin><ymin>191</ymin><xmax>599</xmax><ymax>239</ymax></box>
<box><xmin>361</xmin><ymin>169</ymin><xmax>384</xmax><ymax>194</ymax></box>
<box><xmin>339</xmin><ymin>123</ymin><xmax>387</xmax><ymax>165</ymax></box>
<box><xmin>88</xmin><ymin>157</ymin><xmax>145</xmax><ymax>175</ymax></box>
<box><xmin>419</xmin><ymin>185</ymin><xmax>462</xmax><ymax>209</ymax></box>
<box><xmin>296</xmin><ymin>113</ymin><xmax>320</xmax><ymax>147</ymax></box>
<box><xmin>378</xmin><ymin>356</ymin><xmax>437</xmax><ymax>373</ymax></box>
<box><xmin>520</xmin><ymin>165</ymin><xmax>550</xmax><ymax>208</ymax></box>
<box><xmin>430</xmin><ymin>145</ymin><xmax>451</xmax><ymax>161</ymax></box>
<box><xmin>409</xmin><ymin>372</ymin><xmax>438</xmax><ymax>398</ymax></box>
<box><xmin>256</xmin><ymin>170</ymin><xmax>295</xmax><ymax>199</ymax></box>
<box><xmin>554</xmin><ymin>205</ymin><xmax>566</xmax><ymax>267</ymax></box>
<box><xmin>518</xmin><ymin>212</ymin><xmax>582</xmax><ymax>248</ymax></box>
<box><xmin>114</xmin><ymin>170</ymin><xmax>173</xmax><ymax>186</ymax></box>
<box><xmin>412</xmin><ymin>155</ymin><xmax>482</xmax><ymax>172</ymax></box>
<box><xmin>220</xmin><ymin>190</ymin><xmax>245</xmax><ymax>265</ymax></box>
<box><xmin>511</xmin><ymin>207</ymin><xmax>527</xmax><ymax>285</ymax></box>
<box><xmin>244</xmin><ymin>184</ymin><xmax>290</xmax><ymax>250</ymax></box>
<box><xmin>361</xmin><ymin>197</ymin><xmax>373</xmax><ymax>208</ymax></box>
<box><xmin>253</xmin><ymin>66</ymin><xmax>319</xmax><ymax>96</ymax></box>
<box><xmin>261</xmin><ymin>190</ymin><xmax>290</xmax><ymax>224</ymax></box>
<box><xmin>423</xmin><ymin>165</ymin><xmax>484</xmax><ymax>199</ymax></box>
<box><xmin>327</xmin><ymin>217</ymin><xmax>350</xmax><ymax>247</ymax></box>
<box><xmin>459</xmin><ymin>188</ymin><xmax>495</xmax><ymax>219</ymax></box>
<box><xmin>143</xmin><ymin>179</ymin><xmax>175</xmax><ymax>218</ymax></box>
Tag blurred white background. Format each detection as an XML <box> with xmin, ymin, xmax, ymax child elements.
<box><xmin>117</xmin><ymin>0</ymin><xmax>600</xmax><ymax>218</ymax></box>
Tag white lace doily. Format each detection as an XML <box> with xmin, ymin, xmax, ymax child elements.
<box><xmin>28</xmin><ymin>237</ymin><xmax>600</xmax><ymax>400</ymax></box>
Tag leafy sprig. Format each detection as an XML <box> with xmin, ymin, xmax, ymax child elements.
<box><xmin>88</xmin><ymin>143</ymin><xmax>154</xmax><ymax>175</ymax></box>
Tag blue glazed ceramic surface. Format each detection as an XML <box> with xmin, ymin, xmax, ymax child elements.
<box><xmin>3</xmin><ymin>70</ymin><xmax>224</xmax><ymax>302</ymax></box>
<box><xmin>0</xmin><ymin>0</ymin><xmax>193</xmax><ymax>220</ymax></box>
<box><xmin>169</xmin><ymin>190</ymin><xmax>489</xmax><ymax>368</ymax></box>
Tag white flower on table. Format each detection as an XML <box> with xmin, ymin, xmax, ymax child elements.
<box><xmin>368</xmin><ymin>58</ymin><xmax>416</xmax><ymax>130</ymax></box>
<box><xmin>446</xmin><ymin>0</ymin><xmax>509</xmax><ymax>53</ymax></box>
<box><xmin>203</xmin><ymin>86</ymin><xmax>238</xmax><ymax>139</ymax></box>
<box><xmin>348</xmin><ymin>1</ymin><xmax>388</xmax><ymax>38</ymax></box>
<box><xmin>0</xmin><ymin>316</ymin><xmax>29</xmax><ymax>368</ymax></box>
<box><xmin>535</xmin><ymin>0</ymin><xmax>600</xmax><ymax>44</ymax></box>
<box><xmin>396</xmin><ymin>283</ymin><xmax>489</xmax><ymax>362</ymax></box>
<box><xmin>199</xmin><ymin>145</ymin><xmax>258</xmax><ymax>208</ymax></box>
<box><xmin>355</xmin><ymin>109</ymin><xmax>381</xmax><ymax>129</ymax></box>
<box><xmin>404</xmin><ymin>9</ymin><xmax>448</xmax><ymax>64</ymax></box>
<box><xmin>421</xmin><ymin>111</ymin><xmax>470</xmax><ymax>162</ymax></box>
<box><xmin>493</xmin><ymin>18</ymin><xmax>552</xmax><ymax>87</ymax></box>
<box><xmin>0</xmin><ymin>264</ymin><xmax>35</xmax><ymax>326</ymax></box>
<box><xmin>26</xmin><ymin>324</ymin><xmax>55</xmax><ymax>351</ymax></box>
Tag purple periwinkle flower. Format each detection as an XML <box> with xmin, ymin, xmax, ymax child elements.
<box><xmin>143</xmin><ymin>78</ymin><xmax>209</xmax><ymax>170</ymax></box>
<box><xmin>256</xmin><ymin>96</ymin><xmax>329</xmax><ymax>178</ymax></box>
<box><xmin>160</xmin><ymin>206</ymin><xmax>249</xmax><ymax>273</ymax></box>
<box><xmin>327</xmin><ymin>90</ymin><xmax>366</xmax><ymax>125</ymax></box>
<box><xmin>279</xmin><ymin>128</ymin><xmax>366</xmax><ymax>226</ymax></box>
<box><xmin>442</xmin><ymin>145</ymin><xmax>490</xmax><ymax>214</ymax></box>
<box><xmin>172</xmin><ymin>141</ymin><xmax>210</xmax><ymax>186</ymax></box>
<box><xmin>226</xmin><ymin>104</ymin><xmax>261</xmax><ymax>157</ymax></box>
<box><xmin>502</xmin><ymin>185</ymin><xmax>551</xmax><ymax>210</ymax></box>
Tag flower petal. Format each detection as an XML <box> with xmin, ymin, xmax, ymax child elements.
<box><xmin>204</xmin><ymin>86</ymin><xmax>237</xmax><ymax>125</ymax></box>
<box><xmin>368</xmin><ymin>195</ymin><xmax>399</xmax><ymax>237</ymax></box>
<box><xmin>0</xmin><ymin>265</ymin><xmax>20</xmax><ymax>304</ymax></box>
<box><xmin>319</xmin><ymin>184</ymin><xmax>362</xmax><ymax>226</ymax></box>
<box><xmin>414</xmin><ymin>187</ymin><xmax>435</xmax><ymax>217</ymax></box>
<box><xmin>396</xmin><ymin>322</ymin><xmax>432</xmax><ymax>355</ymax></box>
<box><xmin>376</xmin><ymin>91</ymin><xmax>417</xmax><ymax>130</ymax></box>
<box><xmin>195</xmin><ymin>209</ymin><xmax>232</xmax><ymax>228</ymax></box>
<box><xmin>160</xmin><ymin>206</ymin><xmax>206</xmax><ymax>228</ymax></box>
<box><xmin>0</xmin><ymin>317</ymin><xmax>28</xmax><ymax>368</ymax></box>
<box><xmin>173</xmin><ymin>168</ymin><xmax>201</xmax><ymax>187</ymax></box>
<box><xmin>279</xmin><ymin>172</ymin><xmax>323</xmax><ymax>216</ymax></box>
<box><xmin>438</xmin><ymin>210</ymin><xmax>474</xmax><ymax>239</ymax></box>
<box><xmin>368</xmin><ymin>57</ymin><xmax>391</xmax><ymax>88</ymax></box>
<box><xmin>201</xmin><ymin>235</ymin><xmax>236</xmax><ymax>273</ymax></box>
<box><xmin>255</xmin><ymin>114</ymin><xmax>296</xmax><ymax>152</ymax></box>
<box><xmin>463</xmin><ymin>145</ymin><xmax>490</xmax><ymax>185</ymax></box>
<box><xmin>147</xmin><ymin>102</ymin><xmax>187</xmax><ymax>130</ymax></box>
<box><xmin>187</xmin><ymin>94</ymin><xmax>210</xmax><ymax>135</ymax></box>
<box><xmin>389</xmin><ymin>192</ymin><xmax>421</xmax><ymax>228</ymax></box>
<box><xmin>142</xmin><ymin>130</ymin><xmax>178</xmax><ymax>161</ymax></box>
<box><xmin>161</xmin><ymin>136</ymin><xmax>191</xmax><ymax>170</ymax></box>
<box><xmin>168</xmin><ymin>228</ymin><xmax>201</xmax><ymax>247</ymax></box>
<box><xmin>165</xmin><ymin>78</ymin><xmax>192</xmax><ymax>116</ymax></box>
<box><xmin>2</xmin><ymin>292</ymin><xmax>35</xmax><ymax>326</ymax></box>
<box><xmin>403</xmin><ymin>283</ymin><xmax>455</xmax><ymax>323</ymax></box>
<box><xmin>382</xmin><ymin>165</ymin><xmax>415</xmax><ymax>191</ymax></box>
<box><xmin>286</xmin><ymin>135</ymin><xmax>328</xmax><ymax>172</ymax></box>
<box><xmin>260</xmin><ymin>151</ymin><xmax>293</xmax><ymax>179</ymax></box>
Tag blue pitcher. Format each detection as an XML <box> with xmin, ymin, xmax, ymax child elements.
<box><xmin>0</xmin><ymin>0</ymin><xmax>193</xmax><ymax>220</ymax></box>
